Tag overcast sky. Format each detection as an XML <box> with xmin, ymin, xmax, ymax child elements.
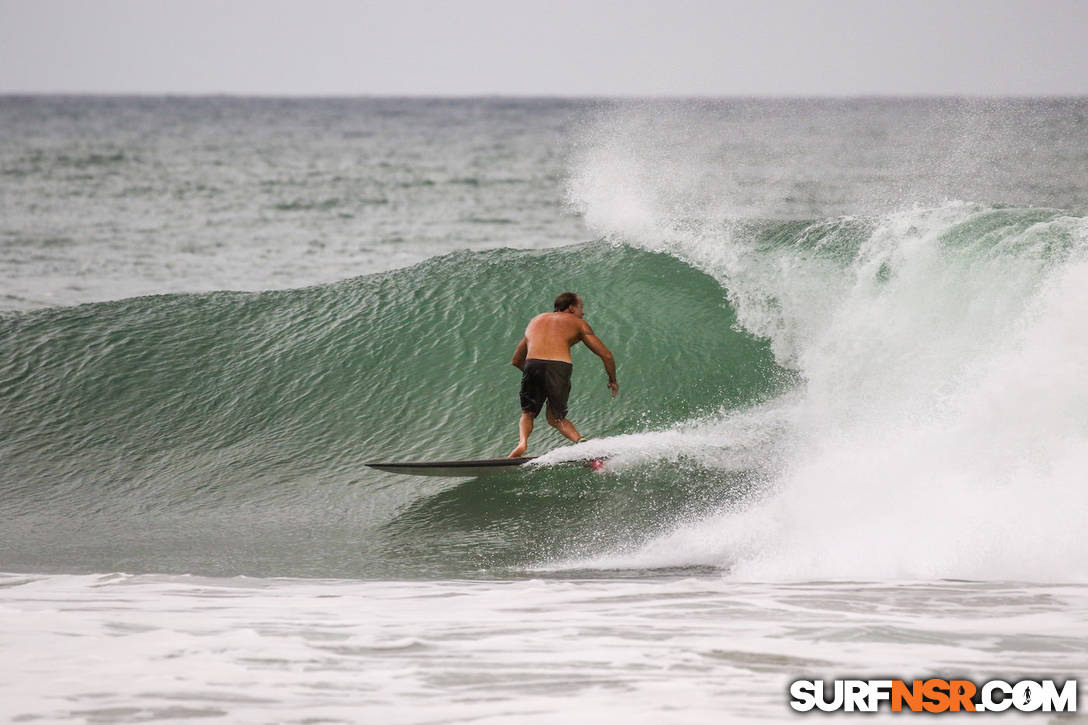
<box><xmin>2</xmin><ymin>0</ymin><xmax>1086</xmax><ymax>96</ymax></box>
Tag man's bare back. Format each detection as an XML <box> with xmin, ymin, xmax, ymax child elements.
<box><xmin>508</xmin><ymin>292</ymin><xmax>618</xmax><ymax>458</ymax></box>
<box><xmin>522</xmin><ymin>312</ymin><xmax>589</xmax><ymax>362</ymax></box>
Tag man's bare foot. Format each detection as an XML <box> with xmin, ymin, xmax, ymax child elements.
<box><xmin>508</xmin><ymin>443</ymin><xmax>527</xmax><ymax>458</ymax></box>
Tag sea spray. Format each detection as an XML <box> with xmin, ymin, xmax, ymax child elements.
<box><xmin>563</xmin><ymin>162</ymin><xmax>1088</xmax><ymax>580</ymax></box>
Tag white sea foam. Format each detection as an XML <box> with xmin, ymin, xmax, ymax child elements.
<box><xmin>565</xmin><ymin>121</ymin><xmax>1088</xmax><ymax>582</ymax></box>
<box><xmin>2</xmin><ymin>573</ymin><xmax>1083</xmax><ymax>723</ymax></box>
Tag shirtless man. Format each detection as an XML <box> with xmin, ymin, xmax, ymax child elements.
<box><xmin>508</xmin><ymin>292</ymin><xmax>618</xmax><ymax>458</ymax></box>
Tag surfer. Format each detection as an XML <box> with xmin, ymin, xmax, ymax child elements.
<box><xmin>508</xmin><ymin>292</ymin><xmax>618</xmax><ymax>458</ymax></box>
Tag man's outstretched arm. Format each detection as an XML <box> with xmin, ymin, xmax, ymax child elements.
<box><xmin>581</xmin><ymin>326</ymin><xmax>618</xmax><ymax>398</ymax></box>
<box><xmin>511</xmin><ymin>336</ymin><xmax>529</xmax><ymax>371</ymax></box>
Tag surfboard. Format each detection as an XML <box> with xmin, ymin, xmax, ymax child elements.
<box><xmin>365</xmin><ymin>456</ymin><xmax>539</xmax><ymax>477</ymax></box>
<box><xmin>366</xmin><ymin>455</ymin><xmax>604</xmax><ymax>477</ymax></box>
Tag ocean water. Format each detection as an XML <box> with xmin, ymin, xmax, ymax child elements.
<box><xmin>1</xmin><ymin>96</ymin><xmax>1087</xmax><ymax>723</ymax></box>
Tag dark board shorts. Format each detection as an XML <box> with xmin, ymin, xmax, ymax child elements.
<box><xmin>519</xmin><ymin>359</ymin><xmax>573</xmax><ymax>419</ymax></box>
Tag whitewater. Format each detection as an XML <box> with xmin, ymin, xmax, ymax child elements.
<box><xmin>1</xmin><ymin>97</ymin><xmax>1086</xmax><ymax>722</ymax></box>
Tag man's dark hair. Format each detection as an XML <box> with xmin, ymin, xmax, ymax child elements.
<box><xmin>554</xmin><ymin>292</ymin><xmax>579</xmax><ymax>312</ymax></box>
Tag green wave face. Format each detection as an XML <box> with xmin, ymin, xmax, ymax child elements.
<box><xmin>0</xmin><ymin>242</ymin><xmax>781</xmax><ymax>577</ymax></box>
<box><xmin>6</xmin><ymin>204</ymin><xmax>1085</xmax><ymax>580</ymax></box>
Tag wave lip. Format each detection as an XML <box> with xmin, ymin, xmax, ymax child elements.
<box><xmin>557</xmin><ymin>198</ymin><xmax>1088</xmax><ymax>582</ymax></box>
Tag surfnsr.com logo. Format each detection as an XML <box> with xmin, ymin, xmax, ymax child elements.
<box><xmin>789</xmin><ymin>679</ymin><xmax>1077</xmax><ymax>713</ymax></box>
